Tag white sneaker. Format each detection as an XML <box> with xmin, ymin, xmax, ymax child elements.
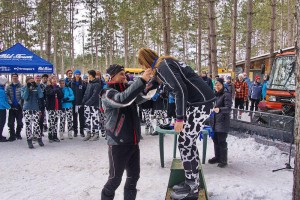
<box><xmin>60</xmin><ymin>132</ymin><xmax>64</xmax><ymax>140</ymax></box>
<box><xmin>145</xmin><ymin>128</ymin><xmax>150</xmax><ymax>135</ymax></box>
<box><xmin>89</xmin><ymin>134</ymin><xmax>99</xmax><ymax>141</ymax></box>
<box><xmin>68</xmin><ymin>132</ymin><xmax>73</xmax><ymax>139</ymax></box>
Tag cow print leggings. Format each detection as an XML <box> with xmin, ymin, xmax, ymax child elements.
<box><xmin>24</xmin><ymin>110</ymin><xmax>41</xmax><ymax>140</ymax></box>
<box><xmin>59</xmin><ymin>108</ymin><xmax>73</xmax><ymax>134</ymax></box>
<box><xmin>178</xmin><ymin>103</ymin><xmax>213</xmax><ymax>186</ymax></box>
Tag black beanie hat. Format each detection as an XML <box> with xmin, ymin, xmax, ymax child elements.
<box><xmin>106</xmin><ymin>64</ymin><xmax>125</xmax><ymax>78</ymax></box>
<box><xmin>216</xmin><ymin>78</ymin><xmax>224</xmax><ymax>85</ymax></box>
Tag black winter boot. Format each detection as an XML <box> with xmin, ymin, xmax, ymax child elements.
<box><xmin>52</xmin><ymin>134</ymin><xmax>60</xmax><ymax>142</ymax></box>
<box><xmin>80</xmin><ymin>129</ymin><xmax>85</xmax><ymax>137</ymax></box>
<box><xmin>8</xmin><ymin>128</ymin><xmax>16</xmax><ymax>141</ymax></box>
<box><xmin>16</xmin><ymin>127</ymin><xmax>22</xmax><ymax>140</ymax></box>
<box><xmin>37</xmin><ymin>138</ymin><xmax>44</xmax><ymax>146</ymax></box>
<box><xmin>217</xmin><ymin>148</ymin><xmax>228</xmax><ymax>168</ymax></box>
<box><xmin>101</xmin><ymin>188</ymin><xmax>115</xmax><ymax>200</ymax></box>
<box><xmin>74</xmin><ymin>129</ymin><xmax>78</xmax><ymax>137</ymax></box>
<box><xmin>208</xmin><ymin>145</ymin><xmax>220</xmax><ymax>164</ymax></box>
<box><xmin>27</xmin><ymin>139</ymin><xmax>34</xmax><ymax>149</ymax></box>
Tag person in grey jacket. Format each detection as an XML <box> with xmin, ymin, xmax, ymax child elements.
<box><xmin>21</xmin><ymin>76</ymin><xmax>44</xmax><ymax>149</ymax></box>
<box><xmin>209</xmin><ymin>78</ymin><xmax>232</xmax><ymax>168</ymax></box>
<box><xmin>101</xmin><ymin>64</ymin><xmax>152</xmax><ymax>200</ymax></box>
<box><xmin>6</xmin><ymin>73</ymin><xmax>23</xmax><ymax>141</ymax></box>
<box><xmin>82</xmin><ymin>70</ymin><xmax>102</xmax><ymax>141</ymax></box>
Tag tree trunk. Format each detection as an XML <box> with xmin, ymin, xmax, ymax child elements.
<box><xmin>124</xmin><ymin>22</ymin><xmax>129</xmax><ymax>67</ymax></box>
<box><xmin>270</xmin><ymin>0</ymin><xmax>276</xmax><ymax>71</ymax></box>
<box><xmin>53</xmin><ymin>28</ymin><xmax>57</xmax><ymax>75</ymax></box>
<box><xmin>231</xmin><ymin>0</ymin><xmax>237</xmax><ymax>74</ymax></box>
<box><xmin>197</xmin><ymin>0</ymin><xmax>202</xmax><ymax>76</ymax></box>
<box><xmin>288</xmin><ymin>0</ymin><xmax>293</xmax><ymax>46</ymax></box>
<box><xmin>245</xmin><ymin>0</ymin><xmax>253</xmax><ymax>75</ymax></box>
<box><xmin>162</xmin><ymin>0</ymin><xmax>170</xmax><ymax>55</ymax></box>
<box><xmin>208</xmin><ymin>0</ymin><xmax>218</xmax><ymax>78</ymax></box>
<box><xmin>293</xmin><ymin>2</ymin><xmax>300</xmax><ymax>200</ymax></box>
<box><xmin>70</xmin><ymin>0</ymin><xmax>74</xmax><ymax>68</ymax></box>
<box><xmin>46</xmin><ymin>0</ymin><xmax>52</xmax><ymax>62</ymax></box>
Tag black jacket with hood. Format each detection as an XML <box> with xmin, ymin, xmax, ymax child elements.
<box><xmin>82</xmin><ymin>78</ymin><xmax>101</xmax><ymax>107</ymax></box>
<box><xmin>156</xmin><ymin>58</ymin><xmax>215</xmax><ymax>120</ymax></box>
<box><xmin>210</xmin><ymin>88</ymin><xmax>232</xmax><ymax>133</ymax></box>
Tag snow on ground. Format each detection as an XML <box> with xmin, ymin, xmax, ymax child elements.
<box><xmin>0</xmin><ymin>125</ymin><xmax>293</xmax><ymax>200</ymax></box>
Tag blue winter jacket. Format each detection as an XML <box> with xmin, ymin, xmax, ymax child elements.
<box><xmin>244</xmin><ymin>77</ymin><xmax>251</xmax><ymax>96</ymax></box>
<box><xmin>61</xmin><ymin>87</ymin><xmax>75</xmax><ymax>109</ymax></box>
<box><xmin>262</xmin><ymin>81</ymin><xmax>268</xmax><ymax>99</ymax></box>
<box><xmin>0</xmin><ymin>86</ymin><xmax>11</xmax><ymax>110</ymax></box>
<box><xmin>21</xmin><ymin>84</ymin><xmax>44</xmax><ymax>111</ymax></box>
<box><xmin>250</xmin><ymin>82</ymin><xmax>263</xmax><ymax>100</ymax></box>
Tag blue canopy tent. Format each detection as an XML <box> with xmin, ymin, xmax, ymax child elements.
<box><xmin>0</xmin><ymin>43</ymin><xmax>53</xmax><ymax>74</ymax></box>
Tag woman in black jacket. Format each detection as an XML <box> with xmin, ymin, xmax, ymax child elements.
<box><xmin>45</xmin><ymin>76</ymin><xmax>64</xmax><ymax>142</ymax></box>
<box><xmin>137</xmin><ymin>48</ymin><xmax>215</xmax><ymax>200</ymax></box>
<box><xmin>209</xmin><ymin>78</ymin><xmax>232</xmax><ymax>168</ymax></box>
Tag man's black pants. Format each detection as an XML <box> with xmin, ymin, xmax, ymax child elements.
<box><xmin>72</xmin><ymin>106</ymin><xmax>85</xmax><ymax>133</ymax></box>
<box><xmin>8</xmin><ymin>105</ymin><xmax>23</xmax><ymax>138</ymax></box>
<box><xmin>101</xmin><ymin>145</ymin><xmax>140</xmax><ymax>200</ymax></box>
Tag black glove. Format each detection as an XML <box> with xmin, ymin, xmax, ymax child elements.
<box><xmin>63</xmin><ymin>97</ymin><xmax>70</xmax><ymax>102</ymax></box>
<box><xmin>31</xmin><ymin>82</ymin><xmax>37</xmax><ymax>88</ymax></box>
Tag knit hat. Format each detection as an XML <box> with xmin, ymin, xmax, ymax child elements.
<box><xmin>35</xmin><ymin>75</ymin><xmax>41</xmax><ymax>79</ymax></box>
<box><xmin>65</xmin><ymin>69</ymin><xmax>73</xmax><ymax>75</ymax></box>
<box><xmin>106</xmin><ymin>64</ymin><xmax>125</xmax><ymax>78</ymax></box>
<box><xmin>59</xmin><ymin>78</ymin><xmax>65</xmax><ymax>82</ymax></box>
<box><xmin>226</xmin><ymin>76</ymin><xmax>232</xmax><ymax>81</ymax></box>
<box><xmin>83</xmin><ymin>74</ymin><xmax>88</xmax><ymax>79</ymax></box>
<box><xmin>25</xmin><ymin>76</ymin><xmax>34</xmax><ymax>83</ymax></box>
<box><xmin>216</xmin><ymin>78</ymin><xmax>224</xmax><ymax>85</ymax></box>
<box><xmin>0</xmin><ymin>75</ymin><xmax>8</xmax><ymax>85</ymax></box>
<box><xmin>74</xmin><ymin>69</ymin><xmax>81</xmax><ymax>75</ymax></box>
<box><xmin>255</xmin><ymin>75</ymin><xmax>261</xmax><ymax>81</ymax></box>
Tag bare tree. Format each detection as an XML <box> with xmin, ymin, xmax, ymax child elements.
<box><xmin>288</xmin><ymin>0</ymin><xmax>294</xmax><ymax>46</ymax></box>
<box><xmin>208</xmin><ymin>0</ymin><xmax>217</xmax><ymax>78</ymax></box>
<box><xmin>293</xmin><ymin>2</ymin><xmax>300</xmax><ymax>199</ymax></box>
<box><xmin>231</xmin><ymin>0</ymin><xmax>238</xmax><ymax>74</ymax></box>
<box><xmin>245</xmin><ymin>0</ymin><xmax>253</xmax><ymax>75</ymax></box>
<box><xmin>197</xmin><ymin>0</ymin><xmax>202</xmax><ymax>75</ymax></box>
<box><xmin>162</xmin><ymin>0</ymin><xmax>171</xmax><ymax>55</ymax></box>
<box><xmin>270</xmin><ymin>0</ymin><xmax>276</xmax><ymax>70</ymax></box>
<box><xmin>46</xmin><ymin>0</ymin><xmax>52</xmax><ymax>62</ymax></box>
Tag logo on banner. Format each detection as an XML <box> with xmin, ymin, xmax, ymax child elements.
<box><xmin>38</xmin><ymin>67</ymin><xmax>52</xmax><ymax>72</ymax></box>
<box><xmin>0</xmin><ymin>66</ymin><xmax>11</xmax><ymax>72</ymax></box>
<box><xmin>0</xmin><ymin>54</ymin><xmax>33</xmax><ymax>60</ymax></box>
<box><xmin>13</xmin><ymin>67</ymin><xmax>35</xmax><ymax>71</ymax></box>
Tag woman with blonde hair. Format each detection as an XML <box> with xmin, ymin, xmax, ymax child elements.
<box><xmin>138</xmin><ymin>48</ymin><xmax>215</xmax><ymax>199</ymax></box>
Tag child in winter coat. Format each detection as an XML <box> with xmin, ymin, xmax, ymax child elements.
<box><xmin>59</xmin><ymin>79</ymin><xmax>75</xmax><ymax>140</ymax></box>
<box><xmin>0</xmin><ymin>75</ymin><xmax>11</xmax><ymax>142</ymax></box>
<box><xmin>250</xmin><ymin>76</ymin><xmax>263</xmax><ymax>111</ymax></box>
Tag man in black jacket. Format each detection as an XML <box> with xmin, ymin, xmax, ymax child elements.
<box><xmin>82</xmin><ymin>70</ymin><xmax>102</xmax><ymax>141</ymax></box>
<box><xmin>70</xmin><ymin>69</ymin><xmax>86</xmax><ymax>137</ymax></box>
<box><xmin>101</xmin><ymin>64</ymin><xmax>152</xmax><ymax>200</ymax></box>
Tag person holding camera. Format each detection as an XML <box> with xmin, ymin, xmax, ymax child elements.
<box><xmin>5</xmin><ymin>73</ymin><xmax>23</xmax><ymax>141</ymax></box>
<box><xmin>59</xmin><ymin>78</ymin><xmax>75</xmax><ymax>140</ymax></box>
<box><xmin>46</xmin><ymin>76</ymin><xmax>64</xmax><ymax>142</ymax></box>
<box><xmin>21</xmin><ymin>76</ymin><xmax>44</xmax><ymax>148</ymax></box>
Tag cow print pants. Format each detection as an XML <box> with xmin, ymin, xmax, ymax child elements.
<box><xmin>84</xmin><ymin>105</ymin><xmax>100</xmax><ymax>134</ymax></box>
<box><xmin>24</xmin><ymin>110</ymin><xmax>41</xmax><ymax>140</ymax></box>
<box><xmin>178</xmin><ymin>104</ymin><xmax>213</xmax><ymax>186</ymax></box>
<box><xmin>59</xmin><ymin>108</ymin><xmax>73</xmax><ymax>134</ymax></box>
